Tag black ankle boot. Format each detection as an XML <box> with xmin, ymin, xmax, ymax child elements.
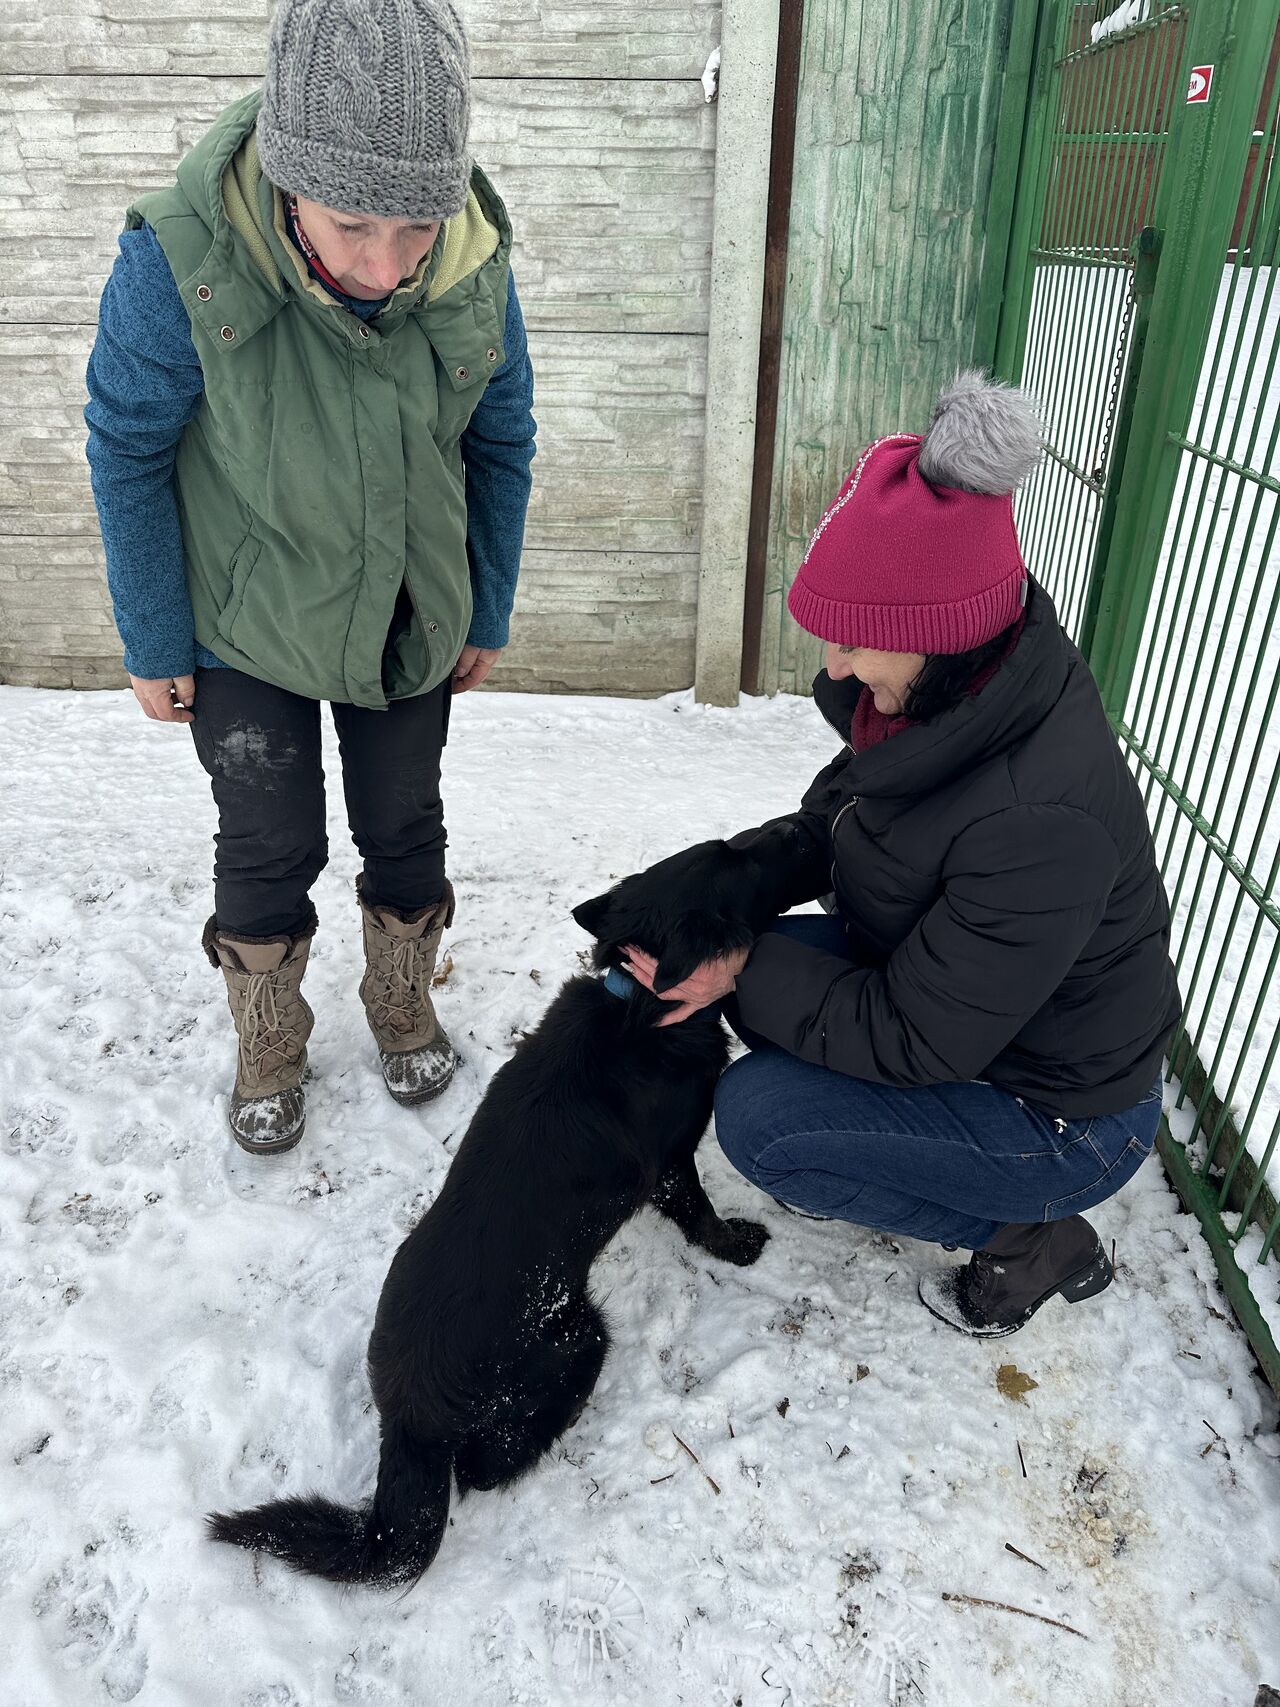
<box><xmin>917</xmin><ymin>1215</ymin><xmax>1113</xmax><ymax>1338</ymax></box>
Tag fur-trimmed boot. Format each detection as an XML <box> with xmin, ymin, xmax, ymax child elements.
<box><xmin>917</xmin><ymin>1215</ymin><xmax>1113</xmax><ymax>1337</ymax></box>
<box><xmin>357</xmin><ymin>877</ymin><xmax>458</xmax><ymax>1106</ymax></box>
<box><xmin>203</xmin><ymin>915</ymin><xmax>316</xmax><ymax>1155</ymax></box>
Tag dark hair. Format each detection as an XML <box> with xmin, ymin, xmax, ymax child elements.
<box><xmin>901</xmin><ymin>623</ymin><xmax>1019</xmax><ymax>723</ymax></box>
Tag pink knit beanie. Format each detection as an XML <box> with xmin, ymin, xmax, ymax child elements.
<box><xmin>787</xmin><ymin>372</ymin><xmax>1044</xmax><ymax>655</ymax></box>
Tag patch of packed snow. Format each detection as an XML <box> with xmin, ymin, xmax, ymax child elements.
<box><xmin>702</xmin><ymin>44</ymin><xmax>721</xmax><ymax>103</ymax></box>
<box><xmin>1</xmin><ymin>685</ymin><xmax>1277</xmax><ymax>1706</ymax></box>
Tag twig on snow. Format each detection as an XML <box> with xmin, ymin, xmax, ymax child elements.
<box><xmin>1016</xmin><ymin>1439</ymin><xmax>1028</xmax><ymax>1478</ymax></box>
<box><xmin>672</xmin><ymin>1429</ymin><xmax>721</xmax><ymax>1495</ymax></box>
<box><xmin>942</xmin><ymin>1592</ymin><xmax>1086</xmax><ymax>1638</ymax></box>
<box><xmin>1004</xmin><ymin>1542</ymin><xmax>1047</xmax><ymax>1572</ymax></box>
<box><xmin>1200</xmin><ymin>1418</ymin><xmax>1230</xmax><ymax>1459</ymax></box>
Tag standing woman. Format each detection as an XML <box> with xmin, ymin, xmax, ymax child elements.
<box><xmin>624</xmin><ymin>375</ymin><xmax>1181</xmax><ymax>1338</ymax></box>
<box><xmin>85</xmin><ymin>0</ymin><xmax>536</xmax><ymax>1154</ymax></box>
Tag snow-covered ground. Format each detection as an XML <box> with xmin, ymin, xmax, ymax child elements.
<box><xmin>2</xmin><ymin>685</ymin><xmax>1278</xmax><ymax>1707</ymax></box>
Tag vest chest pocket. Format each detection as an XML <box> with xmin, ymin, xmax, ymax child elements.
<box><xmin>432</xmin><ymin>350</ymin><xmax>492</xmax><ymax>446</ymax></box>
<box><xmin>215</xmin><ymin>527</ymin><xmax>263</xmax><ymax>647</ymax></box>
<box><xmin>421</xmin><ymin>310</ymin><xmax>503</xmax><ymax>446</ymax></box>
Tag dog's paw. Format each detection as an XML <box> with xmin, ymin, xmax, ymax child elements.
<box><xmin>703</xmin><ymin>1217</ymin><xmax>770</xmax><ymax>1267</ymax></box>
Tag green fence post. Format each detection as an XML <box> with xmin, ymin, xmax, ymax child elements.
<box><xmin>1086</xmin><ymin>0</ymin><xmax>1279</xmax><ymax>714</ymax></box>
<box><xmin>991</xmin><ymin>1</ymin><xmax>1069</xmax><ymax>383</ymax></box>
<box><xmin>972</xmin><ymin>0</ymin><xmax>1047</xmax><ymax>371</ymax></box>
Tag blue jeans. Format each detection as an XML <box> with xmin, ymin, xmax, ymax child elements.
<box><xmin>714</xmin><ymin>916</ymin><xmax>1162</xmax><ymax>1250</ymax></box>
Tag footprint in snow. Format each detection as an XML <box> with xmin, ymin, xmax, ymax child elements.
<box><xmin>32</xmin><ymin>1554</ymin><xmax>149</xmax><ymax>1703</ymax></box>
<box><xmin>547</xmin><ymin>1566</ymin><xmax>644</xmax><ymax>1683</ymax></box>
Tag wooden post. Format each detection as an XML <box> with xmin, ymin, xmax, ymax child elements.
<box><xmin>693</xmin><ymin>0</ymin><xmax>782</xmax><ymax>706</ymax></box>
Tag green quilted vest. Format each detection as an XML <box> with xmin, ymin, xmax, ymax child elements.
<box><xmin>128</xmin><ymin>92</ymin><xmax>512</xmax><ymax>708</ymax></box>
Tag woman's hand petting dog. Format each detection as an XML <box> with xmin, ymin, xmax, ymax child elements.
<box><xmin>622</xmin><ymin>943</ymin><xmax>750</xmax><ymax>1026</ymax></box>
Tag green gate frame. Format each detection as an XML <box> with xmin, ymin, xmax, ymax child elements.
<box><xmin>979</xmin><ymin>0</ymin><xmax>1280</xmax><ymax>1391</ymax></box>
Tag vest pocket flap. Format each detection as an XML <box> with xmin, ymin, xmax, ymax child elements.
<box><xmin>434</xmin><ymin>343</ymin><xmax>504</xmax><ymax>393</ymax></box>
<box><xmin>423</xmin><ymin>300</ymin><xmax>504</xmax><ymax>394</ymax></box>
<box><xmin>181</xmin><ymin>253</ymin><xmax>286</xmax><ymax>352</ymax></box>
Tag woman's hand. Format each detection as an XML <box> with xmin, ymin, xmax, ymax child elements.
<box><xmin>621</xmin><ymin>943</ymin><xmax>751</xmax><ymax>1027</ymax></box>
<box><xmin>129</xmin><ymin>674</ymin><xmax>195</xmax><ymax>724</ymax></box>
<box><xmin>452</xmin><ymin>645</ymin><xmax>502</xmax><ymax>693</ymax></box>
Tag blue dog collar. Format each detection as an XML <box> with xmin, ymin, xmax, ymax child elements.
<box><xmin>602</xmin><ymin>966</ymin><xmax>640</xmax><ymax>1001</ymax></box>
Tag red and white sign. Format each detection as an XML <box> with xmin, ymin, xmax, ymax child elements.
<box><xmin>1187</xmin><ymin>65</ymin><xmax>1214</xmax><ymax>104</ymax></box>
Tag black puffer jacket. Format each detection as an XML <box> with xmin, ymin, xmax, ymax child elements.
<box><xmin>731</xmin><ymin>582</ymin><xmax>1181</xmax><ymax>1116</ymax></box>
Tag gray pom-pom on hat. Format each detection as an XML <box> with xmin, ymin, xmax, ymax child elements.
<box><xmin>916</xmin><ymin>370</ymin><xmax>1044</xmax><ymax>496</ymax></box>
<box><xmin>257</xmin><ymin>0</ymin><xmax>472</xmax><ymax>221</ymax></box>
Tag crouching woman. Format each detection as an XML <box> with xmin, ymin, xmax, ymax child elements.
<box><xmin>624</xmin><ymin>376</ymin><xmax>1181</xmax><ymax>1338</ymax></box>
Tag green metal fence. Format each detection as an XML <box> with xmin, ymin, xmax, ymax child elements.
<box><xmin>985</xmin><ymin>0</ymin><xmax>1280</xmax><ymax>1390</ymax></box>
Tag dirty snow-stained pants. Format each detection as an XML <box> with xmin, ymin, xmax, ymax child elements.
<box><xmin>714</xmin><ymin>916</ymin><xmax>1162</xmax><ymax>1250</ymax></box>
<box><xmin>189</xmin><ymin>664</ymin><xmax>451</xmax><ymax>938</ymax></box>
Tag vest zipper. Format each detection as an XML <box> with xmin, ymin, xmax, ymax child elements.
<box><xmin>350</xmin><ymin>324</ymin><xmax>433</xmax><ymax>702</ymax></box>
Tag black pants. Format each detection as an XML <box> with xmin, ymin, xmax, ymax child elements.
<box><xmin>190</xmin><ymin>666</ymin><xmax>451</xmax><ymax>938</ymax></box>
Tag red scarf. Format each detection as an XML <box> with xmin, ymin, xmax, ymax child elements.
<box><xmin>851</xmin><ymin>611</ymin><xmax>1028</xmax><ymax>751</ymax></box>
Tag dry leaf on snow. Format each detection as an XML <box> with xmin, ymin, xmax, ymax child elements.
<box><xmin>996</xmin><ymin>1363</ymin><xmax>1039</xmax><ymax>1405</ymax></box>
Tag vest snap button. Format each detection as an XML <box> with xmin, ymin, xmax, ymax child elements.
<box><xmin>219</xmin><ymin>325</ymin><xmax>235</xmax><ymax>341</ymax></box>
<box><xmin>196</xmin><ymin>284</ymin><xmax>212</xmax><ymax>301</ymax></box>
<box><xmin>455</xmin><ymin>365</ymin><xmax>469</xmax><ymax>381</ymax></box>
<box><xmin>486</xmin><ymin>347</ymin><xmax>498</xmax><ymax>363</ymax></box>
<box><xmin>358</xmin><ymin>326</ymin><xmax>370</xmax><ymax>339</ymax></box>
<box><xmin>428</xmin><ymin>621</ymin><xmax>439</xmax><ymax>633</ymax></box>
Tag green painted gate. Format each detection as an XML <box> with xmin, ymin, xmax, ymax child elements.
<box><xmin>982</xmin><ymin>0</ymin><xmax>1280</xmax><ymax>1389</ymax></box>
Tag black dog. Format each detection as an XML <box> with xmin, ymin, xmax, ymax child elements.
<box><xmin>207</xmin><ymin>831</ymin><xmax>794</xmax><ymax>1588</ymax></box>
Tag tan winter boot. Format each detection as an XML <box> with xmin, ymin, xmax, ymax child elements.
<box><xmin>203</xmin><ymin>916</ymin><xmax>316</xmax><ymax>1154</ymax></box>
<box><xmin>357</xmin><ymin>876</ymin><xmax>458</xmax><ymax>1106</ymax></box>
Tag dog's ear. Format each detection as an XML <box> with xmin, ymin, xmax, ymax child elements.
<box><xmin>652</xmin><ymin>942</ymin><xmax>701</xmax><ymax>994</ymax></box>
<box><xmin>571</xmin><ymin>888</ymin><xmax>615</xmax><ymax>941</ymax></box>
<box><xmin>652</xmin><ymin>914</ymin><xmax>752</xmax><ymax>994</ymax></box>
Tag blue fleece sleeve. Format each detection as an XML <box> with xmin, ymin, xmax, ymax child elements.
<box><xmin>460</xmin><ymin>270</ymin><xmax>537</xmax><ymax>650</ymax></box>
<box><xmin>84</xmin><ymin>224</ymin><xmax>213</xmax><ymax>680</ymax></box>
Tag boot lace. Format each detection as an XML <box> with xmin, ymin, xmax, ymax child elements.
<box><xmin>241</xmin><ymin>970</ymin><xmax>300</xmax><ymax>1079</ymax></box>
<box><xmin>965</xmin><ymin>1251</ymin><xmax>996</xmax><ymax>1305</ymax></box>
<box><xmin>372</xmin><ymin>938</ymin><xmax>427</xmax><ymax>1036</ymax></box>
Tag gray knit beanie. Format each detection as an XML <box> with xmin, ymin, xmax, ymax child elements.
<box><xmin>257</xmin><ymin>0</ymin><xmax>472</xmax><ymax>220</ymax></box>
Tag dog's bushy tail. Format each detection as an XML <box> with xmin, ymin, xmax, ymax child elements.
<box><xmin>206</xmin><ymin>1421</ymin><xmax>452</xmax><ymax>1589</ymax></box>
